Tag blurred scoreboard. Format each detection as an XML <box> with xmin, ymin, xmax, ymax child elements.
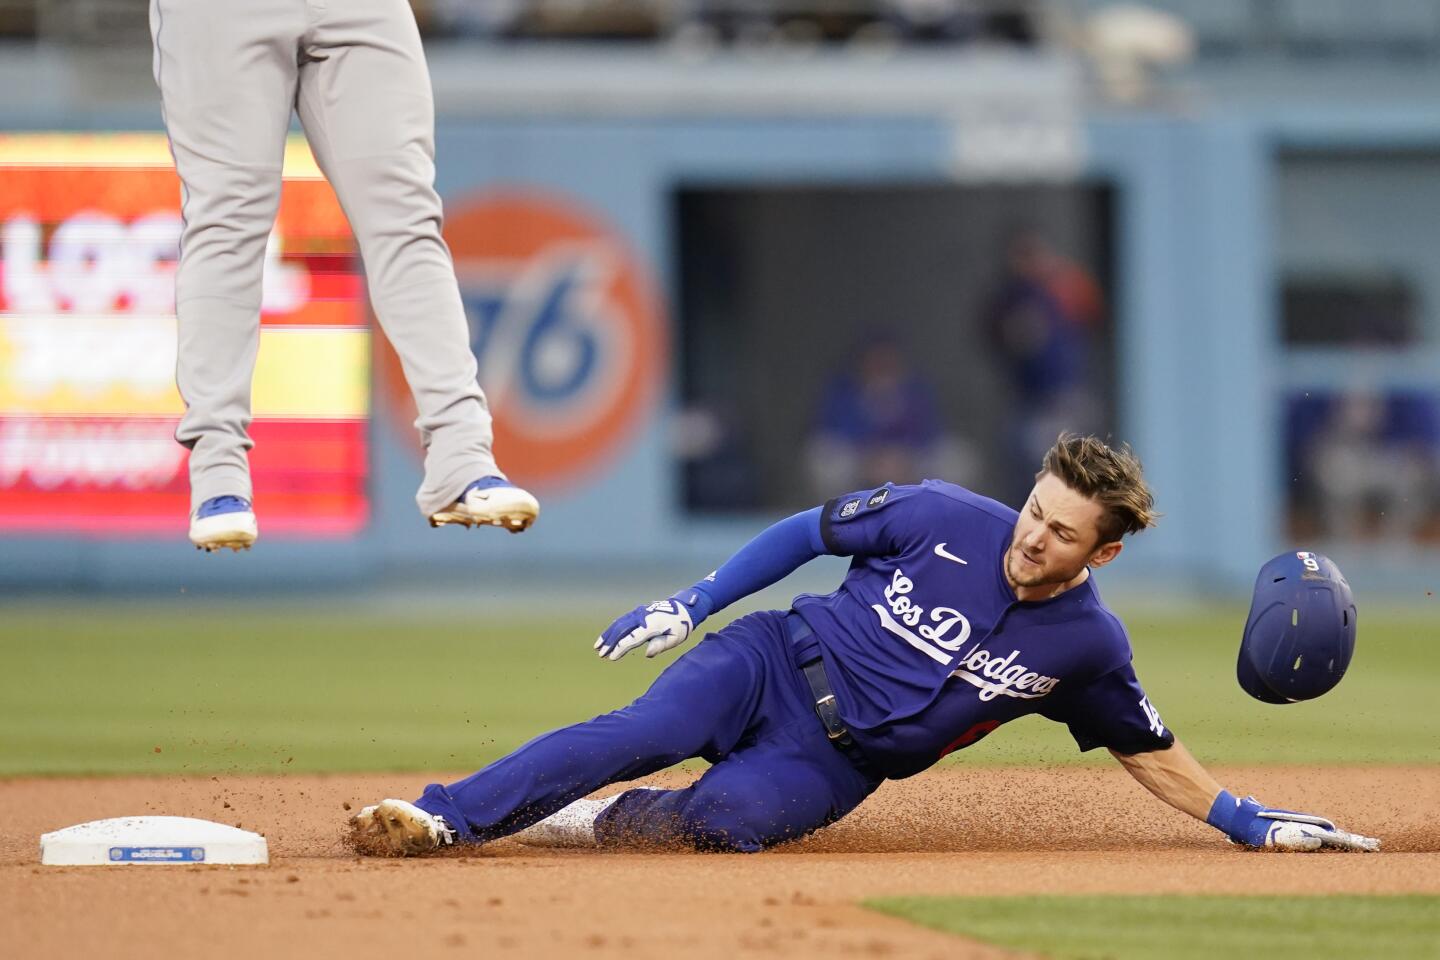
<box><xmin>0</xmin><ymin>133</ymin><xmax>369</xmax><ymax>537</ymax></box>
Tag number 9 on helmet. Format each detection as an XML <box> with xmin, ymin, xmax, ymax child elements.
<box><xmin>1237</xmin><ymin>551</ymin><xmax>1357</xmax><ymax>704</ymax></box>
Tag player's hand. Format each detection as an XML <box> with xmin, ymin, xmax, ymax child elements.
<box><xmin>1215</xmin><ymin>794</ymin><xmax>1379</xmax><ymax>852</ymax></box>
<box><xmin>594</xmin><ymin>596</ymin><xmax>697</xmax><ymax>662</ymax></box>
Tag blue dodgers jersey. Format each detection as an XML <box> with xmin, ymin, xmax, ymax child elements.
<box><xmin>791</xmin><ymin>480</ymin><xmax>1173</xmax><ymax>779</ymax></box>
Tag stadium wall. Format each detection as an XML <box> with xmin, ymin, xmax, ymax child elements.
<box><xmin>2</xmin><ymin>63</ymin><xmax>1437</xmax><ymax>596</ymax></box>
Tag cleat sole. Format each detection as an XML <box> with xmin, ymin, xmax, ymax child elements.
<box><xmin>193</xmin><ymin>533</ymin><xmax>257</xmax><ymax>553</ymax></box>
<box><xmin>429</xmin><ymin>512</ymin><xmax>536</xmax><ymax>533</ymax></box>
<box><xmin>428</xmin><ymin>488</ymin><xmax>538</xmax><ymax>534</ymax></box>
<box><xmin>189</xmin><ymin>510</ymin><xmax>258</xmax><ymax>553</ymax></box>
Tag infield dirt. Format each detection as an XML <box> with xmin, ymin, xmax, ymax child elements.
<box><xmin>5</xmin><ymin>765</ymin><xmax>1438</xmax><ymax>959</ymax></box>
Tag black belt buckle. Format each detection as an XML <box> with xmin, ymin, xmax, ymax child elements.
<box><xmin>817</xmin><ymin>690</ymin><xmax>840</xmax><ymax>742</ymax></box>
<box><xmin>815</xmin><ymin>693</ymin><xmax>846</xmax><ymax>741</ymax></box>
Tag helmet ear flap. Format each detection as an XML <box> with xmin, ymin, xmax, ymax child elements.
<box><xmin>1238</xmin><ymin>552</ymin><xmax>1357</xmax><ymax>704</ymax></box>
<box><xmin>1237</xmin><ymin>601</ymin><xmax>1294</xmax><ymax>704</ymax></box>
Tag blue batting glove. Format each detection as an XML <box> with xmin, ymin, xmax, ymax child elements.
<box><xmin>1206</xmin><ymin>790</ymin><xmax>1379</xmax><ymax>852</ymax></box>
<box><xmin>594</xmin><ymin>593</ymin><xmax>704</xmax><ymax>662</ymax></box>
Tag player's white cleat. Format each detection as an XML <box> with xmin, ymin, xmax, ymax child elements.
<box><xmin>510</xmin><ymin>795</ymin><xmax>620</xmax><ymax>849</ymax></box>
<box><xmin>350</xmin><ymin>799</ymin><xmax>458</xmax><ymax>857</ymax></box>
<box><xmin>429</xmin><ymin>476</ymin><xmax>539</xmax><ymax>534</ymax></box>
<box><xmin>189</xmin><ymin>495</ymin><xmax>258</xmax><ymax>552</ymax></box>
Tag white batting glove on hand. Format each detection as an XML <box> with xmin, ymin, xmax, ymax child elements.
<box><xmin>594</xmin><ymin>596</ymin><xmax>697</xmax><ymax>662</ymax></box>
<box><xmin>1255</xmin><ymin>810</ymin><xmax>1380</xmax><ymax>853</ymax></box>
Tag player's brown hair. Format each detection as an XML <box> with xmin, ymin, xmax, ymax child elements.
<box><xmin>1038</xmin><ymin>433</ymin><xmax>1158</xmax><ymax>544</ymax></box>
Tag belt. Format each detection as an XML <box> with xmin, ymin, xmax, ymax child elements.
<box><xmin>801</xmin><ymin>656</ymin><xmax>856</xmax><ymax>751</ymax></box>
<box><xmin>784</xmin><ymin>612</ymin><xmax>872</xmax><ymax>771</ymax></box>
<box><xmin>785</xmin><ymin>612</ymin><xmax>863</xmax><ymax>755</ymax></box>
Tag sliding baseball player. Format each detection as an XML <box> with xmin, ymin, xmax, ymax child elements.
<box><xmin>351</xmin><ymin>434</ymin><xmax>1378</xmax><ymax>856</ymax></box>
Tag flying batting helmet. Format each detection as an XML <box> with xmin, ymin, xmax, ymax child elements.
<box><xmin>1237</xmin><ymin>551</ymin><xmax>1357</xmax><ymax>704</ymax></box>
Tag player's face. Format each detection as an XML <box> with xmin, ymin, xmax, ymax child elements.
<box><xmin>1005</xmin><ymin>473</ymin><xmax>1123</xmax><ymax>599</ymax></box>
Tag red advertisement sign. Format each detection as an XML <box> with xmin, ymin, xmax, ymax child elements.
<box><xmin>0</xmin><ymin>134</ymin><xmax>370</xmax><ymax>537</ymax></box>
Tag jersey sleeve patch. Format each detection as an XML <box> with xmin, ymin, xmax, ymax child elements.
<box><xmin>820</xmin><ymin>483</ymin><xmax>919</xmax><ymax>556</ymax></box>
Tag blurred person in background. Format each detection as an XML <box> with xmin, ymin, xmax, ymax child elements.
<box><xmin>674</xmin><ymin>0</ymin><xmax>887</xmax><ymax>47</ymax></box>
<box><xmin>512</xmin><ymin>0</ymin><xmax>665</xmax><ymax>41</ymax></box>
<box><xmin>805</xmin><ymin>332</ymin><xmax>975</xmax><ymax>500</ymax></box>
<box><xmin>424</xmin><ymin>0</ymin><xmax>526</xmax><ymax>39</ymax></box>
<box><xmin>674</xmin><ymin>0</ymin><xmax>774</xmax><ymax>43</ymax></box>
<box><xmin>878</xmin><ymin>0</ymin><xmax>1038</xmax><ymax>46</ymax></box>
<box><xmin>1288</xmin><ymin>389</ymin><xmax>1440</xmax><ymax>543</ymax></box>
<box><xmin>986</xmin><ymin>227</ymin><xmax>1105</xmax><ymax>505</ymax></box>
<box><xmin>876</xmin><ymin>0</ymin><xmax>979</xmax><ymax>44</ymax></box>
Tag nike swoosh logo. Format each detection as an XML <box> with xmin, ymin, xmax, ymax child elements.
<box><xmin>933</xmin><ymin>542</ymin><xmax>967</xmax><ymax>565</ymax></box>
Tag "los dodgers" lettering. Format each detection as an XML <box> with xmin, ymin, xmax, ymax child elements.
<box><xmin>951</xmin><ymin>648</ymin><xmax>1060</xmax><ymax>702</ymax></box>
<box><xmin>871</xmin><ymin>567</ymin><xmax>1060</xmax><ymax>703</ymax></box>
<box><xmin>871</xmin><ymin>567</ymin><xmax>973</xmax><ymax>664</ymax></box>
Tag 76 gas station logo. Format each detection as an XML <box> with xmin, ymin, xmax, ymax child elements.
<box><xmin>459</xmin><ymin>244</ymin><xmax>629</xmax><ymax>429</ymax></box>
<box><xmin>380</xmin><ymin>191</ymin><xmax>668</xmax><ymax>492</ymax></box>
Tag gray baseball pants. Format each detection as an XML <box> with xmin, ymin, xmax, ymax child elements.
<box><xmin>150</xmin><ymin>0</ymin><xmax>501</xmax><ymax>516</ymax></box>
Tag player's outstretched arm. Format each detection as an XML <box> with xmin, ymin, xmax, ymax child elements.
<box><xmin>1110</xmin><ymin>740</ymin><xmax>1379</xmax><ymax>852</ymax></box>
<box><xmin>1108</xmin><ymin>740</ymin><xmax>1219</xmax><ymax>820</ymax></box>
<box><xmin>594</xmin><ymin>506</ymin><xmax>826</xmax><ymax>661</ymax></box>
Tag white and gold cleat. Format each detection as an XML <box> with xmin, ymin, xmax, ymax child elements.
<box><xmin>429</xmin><ymin>477</ymin><xmax>539</xmax><ymax>534</ymax></box>
<box><xmin>188</xmin><ymin>496</ymin><xmax>258</xmax><ymax>552</ymax></box>
<box><xmin>349</xmin><ymin>799</ymin><xmax>457</xmax><ymax>857</ymax></box>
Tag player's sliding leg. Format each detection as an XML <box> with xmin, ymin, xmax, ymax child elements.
<box><xmin>385</xmin><ymin>630</ymin><xmax>765</xmax><ymax>850</ymax></box>
<box><xmin>351</xmin><ymin>612</ymin><xmax>808</xmax><ymax>855</ymax></box>
<box><xmin>351</xmin><ymin>660</ymin><xmax>729</xmax><ymax>854</ymax></box>
<box><xmin>293</xmin><ymin>0</ymin><xmax>537</xmax><ymax>534</ymax></box>
<box><xmin>518</xmin><ymin>718</ymin><xmax>881</xmax><ymax>852</ymax></box>
<box><xmin>151</xmin><ymin>0</ymin><xmax>301</xmax><ymax>551</ymax></box>
<box><xmin>507</xmin><ymin>794</ymin><xmax>622</xmax><ymax>848</ymax></box>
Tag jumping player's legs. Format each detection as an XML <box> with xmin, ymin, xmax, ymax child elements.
<box><xmin>295</xmin><ymin>0</ymin><xmax>502</xmax><ymax>518</ymax></box>
<box><xmin>150</xmin><ymin>0</ymin><xmax>301</xmax><ymax>510</ymax></box>
<box><xmin>411</xmin><ymin>612</ymin><xmax>839</xmax><ymax>844</ymax></box>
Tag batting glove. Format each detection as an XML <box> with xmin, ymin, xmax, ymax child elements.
<box><xmin>1207</xmin><ymin>791</ymin><xmax>1379</xmax><ymax>852</ymax></box>
<box><xmin>594</xmin><ymin>594</ymin><xmax>699</xmax><ymax>662</ymax></box>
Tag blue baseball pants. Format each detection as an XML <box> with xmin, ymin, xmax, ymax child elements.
<box><xmin>413</xmin><ymin>610</ymin><xmax>882</xmax><ymax>852</ymax></box>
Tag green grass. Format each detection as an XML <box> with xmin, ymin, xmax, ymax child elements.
<box><xmin>0</xmin><ymin>604</ymin><xmax>671</xmax><ymax>776</ymax></box>
<box><xmin>0</xmin><ymin>601</ymin><xmax>1436</xmax><ymax>776</ymax></box>
<box><xmin>866</xmin><ymin>895</ymin><xmax>1440</xmax><ymax>960</ymax></box>
<box><xmin>983</xmin><ymin>605</ymin><xmax>1440</xmax><ymax>768</ymax></box>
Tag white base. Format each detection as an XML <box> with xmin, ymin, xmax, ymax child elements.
<box><xmin>40</xmin><ymin>816</ymin><xmax>269</xmax><ymax>866</ymax></box>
